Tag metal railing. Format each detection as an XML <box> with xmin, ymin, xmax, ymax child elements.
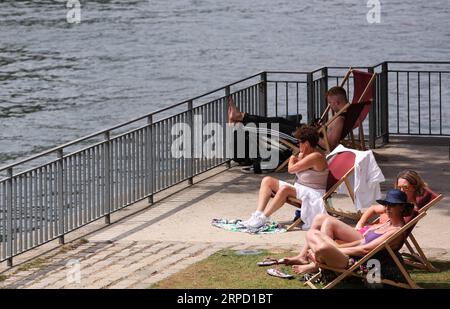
<box><xmin>1</xmin><ymin>61</ymin><xmax>449</xmax><ymax>266</ymax></box>
<box><xmin>0</xmin><ymin>73</ymin><xmax>265</xmax><ymax>266</ymax></box>
<box><xmin>385</xmin><ymin>61</ymin><xmax>450</xmax><ymax>136</ymax></box>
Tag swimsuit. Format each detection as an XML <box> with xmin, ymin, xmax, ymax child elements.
<box><xmin>364</xmin><ymin>230</ymin><xmax>384</xmax><ymax>244</ymax></box>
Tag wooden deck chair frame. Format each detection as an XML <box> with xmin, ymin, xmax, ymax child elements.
<box><xmin>319</xmin><ymin>68</ymin><xmax>377</xmax><ymax>153</ymax></box>
<box><xmin>368</xmin><ymin>190</ymin><xmax>444</xmax><ymax>272</ymax></box>
<box><xmin>304</xmin><ymin>211</ymin><xmax>428</xmax><ymax>289</ymax></box>
<box><xmin>275</xmin><ymin>139</ymin><xmax>299</xmax><ymax>172</ymax></box>
<box><xmin>402</xmin><ymin>193</ymin><xmax>444</xmax><ymax>272</ymax></box>
<box><xmin>273</xmin><ymin>151</ymin><xmax>362</xmax><ymax>231</ymax></box>
<box><xmin>321</xmin><ymin>166</ymin><xmax>362</xmax><ymax>222</ymax></box>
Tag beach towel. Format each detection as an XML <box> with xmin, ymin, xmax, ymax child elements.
<box><xmin>211</xmin><ymin>218</ymin><xmax>286</xmax><ymax>234</ymax></box>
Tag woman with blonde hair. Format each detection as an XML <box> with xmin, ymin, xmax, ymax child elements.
<box><xmin>357</xmin><ymin>169</ymin><xmax>428</xmax><ymax>230</ymax></box>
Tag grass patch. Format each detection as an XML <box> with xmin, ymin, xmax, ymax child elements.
<box><xmin>152</xmin><ymin>249</ymin><xmax>312</xmax><ymax>289</ymax></box>
<box><xmin>151</xmin><ymin>249</ymin><xmax>450</xmax><ymax>289</ymax></box>
<box><xmin>407</xmin><ymin>261</ymin><xmax>450</xmax><ymax>289</ymax></box>
<box><xmin>17</xmin><ymin>258</ymin><xmax>47</xmax><ymax>272</ymax></box>
<box><xmin>0</xmin><ymin>275</ymin><xmax>8</xmax><ymax>282</ymax></box>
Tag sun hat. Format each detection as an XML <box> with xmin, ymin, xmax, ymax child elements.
<box><xmin>376</xmin><ymin>189</ymin><xmax>414</xmax><ymax>208</ymax></box>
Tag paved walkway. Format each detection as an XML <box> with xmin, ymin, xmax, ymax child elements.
<box><xmin>0</xmin><ymin>140</ymin><xmax>449</xmax><ymax>288</ymax></box>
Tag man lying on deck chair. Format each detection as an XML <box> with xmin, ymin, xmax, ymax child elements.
<box><xmin>227</xmin><ymin>86</ymin><xmax>348</xmax><ymax>152</ymax></box>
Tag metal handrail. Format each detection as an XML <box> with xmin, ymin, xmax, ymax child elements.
<box><xmin>385</xmin><ymin>61</ymin><xmax>450</xmax><ymax>64</ymax></box>
<box><xmin>388</xmin><ymin>70</ymin><xmax>450</xmax><ymax>73</ymax></box>
<box><xmin>6</xmin><ymin>63</ymin><xmax>447</xmax><ymax>171</ymax></box>
<box><xmin>0</xmin><ymin>72</ymin><xmax>264</xmax><ymax>173</ymax></box>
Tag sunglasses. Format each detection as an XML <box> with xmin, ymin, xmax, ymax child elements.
<box><xmin>398</xmin><ymin>185</ymin><xmax>413</xmax><ymax>192</ymax></box>
<box><xmin>385</xmin><ymin>203</ymin><xmax>402</xmax><ymax>207</ymax></box>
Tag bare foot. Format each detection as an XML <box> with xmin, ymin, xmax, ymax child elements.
<box><xmin>292</xmin><ymin>262</ymin><xmax>319</xmax><ymax>275</ymax></box>
<box><xmin>306</xmin><ymin>249</ymin><xmax>317</xmax><ymax>263</ymax></box>
<box><xmin>283</xmin><ymin>256</ymin><xmax>309</xmax><ymax>266</ymax></box>
<box><xmin>227</xmin><ymin>96</ymin><xmax>244</xmax><ymax>123</ymax></box>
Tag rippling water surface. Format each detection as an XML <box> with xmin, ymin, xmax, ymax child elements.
<box><xmin>1</xmin><ymin>0</ymin><xmax>450</xmax><ymax>165</ymax></box>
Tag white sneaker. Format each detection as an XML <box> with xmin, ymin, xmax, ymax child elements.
<box><xmin>241</xmin><ymin>211</ymin><xmax>262</xmax><ymax>226</ymax></box>
<box><xmin>241</xmin><ymin>215</ymin><xmax>255</xmax><ymax>226</ymax></box>
<box><xmin>246</xmin><ymin>213</ymin><xmax>269</xmax><ymax>229</ymax></box>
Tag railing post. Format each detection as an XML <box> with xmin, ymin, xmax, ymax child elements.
<box><xmin>381</xmin><ymin>62</ymin><xmax>389</xmax><ymax>144</ymax></box>
<box><xmin>104</xmin><ymin>131</ymin><xmax>111</xmax><ymax>225</ymax></box>
<box><xmin>368</xmin><ymin>67</ymin><xmax>376</xmax><ymax>149</ymax></box>
<box><xmin>147</xmin><ymin>115</ymin><xmax>154</xmax><ymax>205</ymax></box>
<box><xmin>259</xmin><ymin>72</ymin><xmax>267</xmax><ymax>117</ymax></box>
<box><xmin>6</xmin><ymin>168</ymin><xmax>13</xmax><ymax>267</ymax></box>
<box><xmin>188</xmin><ymin>100</ymin><xmax>194</xmax><ymax>185</ymax></box>
<box><xmin>306</xmin><ymin>72</ymin><xmax>314</xmax><ymax>123</ymax></box>
<box><xmin>320</xmin><ymin>68</ymin><xmax>328</xmax><ymax>116</ymax></box>
<box><xmin>57</xmin><ymin>149</ymin><xmax>65</xmax><ymax>245</ymax></box>
<box><xmin>224</xmin><ymin>86</ymin><xmax>231</xmax><ymax>169</ymax></box>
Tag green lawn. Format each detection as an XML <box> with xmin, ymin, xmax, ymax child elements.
<box><xmin>151</xmin><ymin>249</ymin><xmax>450</xmax><ymax>289</ymax></box>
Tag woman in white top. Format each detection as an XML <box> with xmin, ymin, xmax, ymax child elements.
<box><xmin>243</xmin><ymin>125</ymin><xmax>329</xmax><ymax>229</ymax></box>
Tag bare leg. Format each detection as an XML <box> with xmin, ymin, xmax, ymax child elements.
<box><xmin>292</xmin><ymin>249</ymin><xmax>319</xmax><ymax>274</ymax></box>
<box><xmin>262</xmin><ymin>185</ymin><xmax>296</xmax><ymax>217</ymax></box>
<box><xmin>295</xmin><ymin>214</ymin><xmax>333</xmax><ymax>262</ymax></box>
<box><xmin>292</xmin><ymin>262</ymin><xmax>319</xmax><ymax>274</ymax></box>
<box><xmin>256</xmin><ymin>176</ymin><xmax>280</xmax><ymax>213</ymax></box>
<box><xmin>283</xmin><ymin>254</ymin><xmax>309</xmax><ymax>266</ymax></box>
<box><xmin>307</xmin><ymin>230</ymin><xmax>349</xmax><ymax>269</ymax></box>
<box><xmin>227</xmin><ymin>96</ymin><xmax>244</xmax><ymax>123</ymax></box>
<box><xmin>320</xmin><ymin>217</ymin><xmax>363</xmax><ymax>243</ymax></box>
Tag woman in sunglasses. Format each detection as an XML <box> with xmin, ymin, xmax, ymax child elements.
<box><xmin>242</xmin><ymin>125</ymin><xmax>328</xmax><ymax>230</ymax></box>
<box><xmin>356</xmin><ymin>170</ymin><xmax>427</xmax><ymax>233</ymax></box>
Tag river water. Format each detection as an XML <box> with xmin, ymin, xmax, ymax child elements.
<box><xmin>1</xmin><ymin>0</ymin><xmax>450</xmax><ymax>166</ymax></box>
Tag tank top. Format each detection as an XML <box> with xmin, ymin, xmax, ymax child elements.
<box><xmin>295</xmin><ymin>168</ymin><xmax>329</xmax><ymax>190</ymax></box>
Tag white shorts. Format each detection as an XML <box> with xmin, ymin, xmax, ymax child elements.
<box><xmin>277</xmin><ymin>180</ymin><xmax>326</xmax><ymax>230</ymax></box>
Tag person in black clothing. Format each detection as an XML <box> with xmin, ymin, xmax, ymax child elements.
<box><xmin>228</xmin><ymin>86</ymin><xmax>348</xmax><ymax>152</ymax></box>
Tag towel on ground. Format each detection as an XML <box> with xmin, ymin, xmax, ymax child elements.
<box><xmin>211</xmin><ymin>218</ymin><xmax>286</xmax><ymax>234</ymax></box>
